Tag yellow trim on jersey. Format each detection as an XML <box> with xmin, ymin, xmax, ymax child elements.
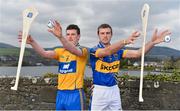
<box><xmin>79</xmin><ymin>89</ymin><xmax>84</xmax><ymax>110</ymax></box>
<box><xmin>95</xmin><ymin>48</ymin><xmax>102</xmax><ymax>58</ymax></box>
<box><xmin>95</xmin><ymin>60</ymin><xmax>120</xmax><ymax>73</ymax></box>
<box><xmin>122</xmin><ymin>50</ymin><xmax>127</xmax><ymax>58</ymax></box>
<box><xmin>54</xmin><ymin>48</ymin><xmax>88</xmax><ymax>90</ymax></box>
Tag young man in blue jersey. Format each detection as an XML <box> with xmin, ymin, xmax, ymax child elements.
<box><xmin>89</xmin><ymin>23</ymin><xmax>171</xmax><ymax>110</ymax></box>
<box><xmin>18</xmin><ymin>21</ymin><xmax>88</xmax><ymax>110</ymax></box>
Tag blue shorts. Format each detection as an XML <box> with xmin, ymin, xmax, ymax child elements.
<box><xmin>56</xmin><ymin>89</ymin><xmax>86</xmax><ymax>110</ymax></box>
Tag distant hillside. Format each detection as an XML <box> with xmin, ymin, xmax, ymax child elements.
<box><xmin>0</xmin><ymin>43</ymin><xmax>179</xmax><ymax>58</ymax></box>
<box><xmin>125</xmin><ymin>46</ymin><xmax>180</xmax><ymax>58</ymax></box>
<box><xmin>146</xmin><ymin>46</ymin><xmax>180</xmax><ymax>58</ymax></box>
<box><xmin>0</xmin><ymin>43</ymin><xmax>16</xmax><ymax>48</ymax></box>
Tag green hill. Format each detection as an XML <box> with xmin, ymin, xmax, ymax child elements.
<box><xmin>0</xmin><ymin>42</ymin><xmax>16</xmax><ymax>48</ymax></box>
<box><xmin>0</xmin><ymin>42</ymin><xmax>180</xmax><ymax>58</ymax></box>
<box><xmin>0</xmin><ymin>48</ymin><xmax>31</xmax><ymax>56</ymax></box>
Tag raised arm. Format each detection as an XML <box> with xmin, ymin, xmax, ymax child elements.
<box><xmin>96</xmin><ymin>31</ymin><xmax>140</xmax><ymax>58</ymax></box>
<box><xmin>18</xmin><ymin>31</ymin><xmax>56</xmax><ymax>59</ymax></box>
<box><xmin>124</xmin><ymin>29</ymin><xmax>171</xmax><ymax>58</ymax></box>
<box><xmin>48</xmin><ymin>21</ymin><xmax>83</xmax><ymax>56</ymax></box>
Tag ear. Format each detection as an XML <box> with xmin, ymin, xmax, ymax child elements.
<box><xmin>77</xmin><ymin>34</ymin><xmax>80</xmax><ymax>41</ymax></box>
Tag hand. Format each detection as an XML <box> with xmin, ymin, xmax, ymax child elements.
<box><xmin>126</xmin><ymin>31</ymin><xmax>141</xmax><ymax>44</ymax></box>
<box><xmin>48</xmin><ymin>20</ymin><xmax>63</xmax><ymax>39</ymax></box>
<box><xmin>18</xmin><ymin>31</ymin><xmax>34</xmax><ymax>44</ymax></box>
<box><xmin>151</xmin><ymin>29</ymin><xmax>171</xmax><ymax>44</ymax></box>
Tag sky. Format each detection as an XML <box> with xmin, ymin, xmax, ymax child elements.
<box><xmin>0</xmin><ymin>0</ymin><xmax>179</xmax><ymax>50</ymax></box>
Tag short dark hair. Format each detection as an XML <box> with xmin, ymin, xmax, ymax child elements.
<box><xmin>97</xmin><ymin>23</ymin><xmax>113</xmax><ymax>35</ymax></box>
<box><xmin>66</xmin><ymin>24</ymin><xmax>80</xmax><ymax>35</ymax></box>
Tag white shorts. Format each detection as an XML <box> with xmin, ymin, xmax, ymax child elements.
<box><xmin>91</xmin><ymin>85</ymin><xmax>122</xmax><ymax>111</ymax></box>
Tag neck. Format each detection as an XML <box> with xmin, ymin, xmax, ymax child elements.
<box><xmin>104</xmin><ymin>44</ymin><xmax>110</xmax><ymax>47</ymax></box>
<box><xmin>100</xmin><ymin>42</ymin><xmax>110</xmax><ymax>47</ymax></box>
<box><xmin>74</xmin><ymin>42</ymin><xmax>79</xmax><ymax>46</ymax></box>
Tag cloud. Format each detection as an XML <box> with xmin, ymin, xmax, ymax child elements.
<box><xmin>0</xmin><ymin>0</ymin><xmax>179</xmax><ymax>50</ymax></box>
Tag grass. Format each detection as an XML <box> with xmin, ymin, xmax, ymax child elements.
<box><xmin>176</xmin><ymin>69</ymin><xmax>180</xmax><ymax>72</ymax></box>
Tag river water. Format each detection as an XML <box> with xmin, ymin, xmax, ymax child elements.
<box><xmin>0</xmin><ymin>66</ymin><xmax>162</xmax><ymax>77</ymax></box>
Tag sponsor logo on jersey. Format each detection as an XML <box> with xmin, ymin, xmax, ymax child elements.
<box><xmin>58</xmin><ymin>61</ymin><xmax>76</xmax><ymax>74</ymax></box>
<box><xmin>95</xmin><ymin>60</ymin><xmax>120</xmax><ymax>73</ymax></box>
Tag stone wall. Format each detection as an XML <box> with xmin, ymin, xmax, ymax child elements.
<box><xmin>0</xmin><ymin>77</ymin><xmax>179</xmax><ymax>110</ymax></box>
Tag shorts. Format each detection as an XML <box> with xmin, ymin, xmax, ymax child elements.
<box><xmin>56</xmin><ymin>89</ymin><xmax>86</xmax><ymax>110</ymax></box>
<box><xmin>90</xmin><ymin>85</ymin><xmax>122</xmax><ymax>110</ymax></box>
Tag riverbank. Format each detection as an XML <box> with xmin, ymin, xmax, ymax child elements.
<box><xmin>0</xmin><ymin>77</ymin><xmax>179</xmax><ymax>110</ymax></box>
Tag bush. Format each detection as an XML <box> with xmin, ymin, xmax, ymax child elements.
<box><xmin>43</xmin><ymin>72</ymin><xmax>58</xmax><ymax>78</ymax></box>
<box><xmin>144</xmin><ymin>70</ymin><xmax>180</xmax><ymax>82</ymax></box>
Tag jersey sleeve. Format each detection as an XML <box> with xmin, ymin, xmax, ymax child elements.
<box><xmin>82</xmin><ymin>48</ymin><xmax>88</xmax><ymax>58</ymax></box>
<box><xmin>122</xmin><ymin>50</ymin><xmax>128</xmax><ymax>58</ymax></box>
<box><xmin>90</xmin><ymin>46</ymin><xmax>98</xmax><ymax>56</ymax></box>
<box><xmin>53</xmin><ymin>48</ymin><xmax>58</xmax><ymax>60</ymax></box>
<box><xmin>117</xmin><ymin>48</ymin><xmax>128</xmax><ymax>59</ymax></box>
<box><xmin>89</xmin><ymin>47</ymin><xmax>98</xmax><ymax>69</ymax></box>
<box><xmin>95</xmin><ymin>48</ymin><xmax>103</xmax><ymax>58</ymax></box>
<box><xmin>53</xmin><ymin>48</ymin><xmax>63</xmax><ymax>60</ymax></box>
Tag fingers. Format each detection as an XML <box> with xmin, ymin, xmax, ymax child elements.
<box><xmin>126</xmin><ymin>30</ymin><xmax>141</xmax><ymax>44</ymax></box>
<box><xmin>152</xmin><ymin>28</ymin><xmax>158</xmax><ymax>38</ymax></box>
<box><xmin>158</xmin><ymin>29</ymin><xmax>171</xmax><ymax>38</ymax></box>
<box><xmin>18</xmin><ymin>39</ymin><xmax>22</xmax><ymax>43</ymax></box>
<box><xmin>18</xmin><ymin>31</ymin><xmax>22</xmax><ymax>42</ymax></box>
<box><xmin>54</xmin><ymin>20</ymin><xmax>62</xmax><ymax>30</ymax></box>
<box><xmin>131</xmin><ymin>31</ymin><xmax>140</xmax><ymax>41</ymax></box>
<box><xmin>153</xmin><ymin>28</ymin><xmax>170</xmax><ymax>37</ymax></box>
<box><xmin>18</xmin><ymin>30</ymin><xmax>30</xmax><ymax>39</ymax></box>
<box><xmin>131</xmin><ymin>35</ymin><xmax>138</xmax><ymax>41</ymax></box>
<box><xmin>47</xmin><ymin>29</ymin><xmax>53</xmax><ymax>33</ymax></box>
<box><xmin>18</xmin><ymin>31</ymin><xmax>22</xmax><ymax>37</ymax></box>
<box><xmin>154</xmin><ymin>28</ymin><xmax>158</xmax><ymax>35</ymax></box>
<box><xmin>163</xmin><ymin>29</ymin><xmax>171</xmax><ymax>36</ymax></box>
<box><xmin>55</xmin><ymin>20</ymin><xmax>60</xmax><ymax>27</ymax></box>
<box><xmin>162</xmin><ymin>29</ymin><xmax>169</xmax><ymax>35</ymax></box>
<box><xmin>134</xmin><ymin>30</ymin><xmax>139</xmax><ymax>34</ymax></box>
<box><xmin>48</xmin><ymin>20</ymin><xmax>62</xmax><ymax>33</ymax></box>
<box><xmin>18</xmin><ymin>30</ymin><xmax>33</xmax><ymax>44</ymax></box>
<box><xmin>133</xmin><ymin>30</ymin><xmax>141</xmax><ymax>37</ymax></box>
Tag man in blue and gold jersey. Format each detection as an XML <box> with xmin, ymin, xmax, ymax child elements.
<box><xmin>18</xmin><ymin>21</ymin><xmax>88</xmax><ymax>110</ymax></box>
<box><xmin>89</xmin><ymin>23</ymin><xmax>171</xmax><ymax>110</ymax></box>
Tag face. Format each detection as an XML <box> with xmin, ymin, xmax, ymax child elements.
<box><xmin>98</xmin><ymin>28</ymin><xmax>112</xmax><ymax>45</ymax></box>
<box><xmin>66</xmin><ymin>29</ymin><xmax>80</xmax><ymax>45</ymax></box>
